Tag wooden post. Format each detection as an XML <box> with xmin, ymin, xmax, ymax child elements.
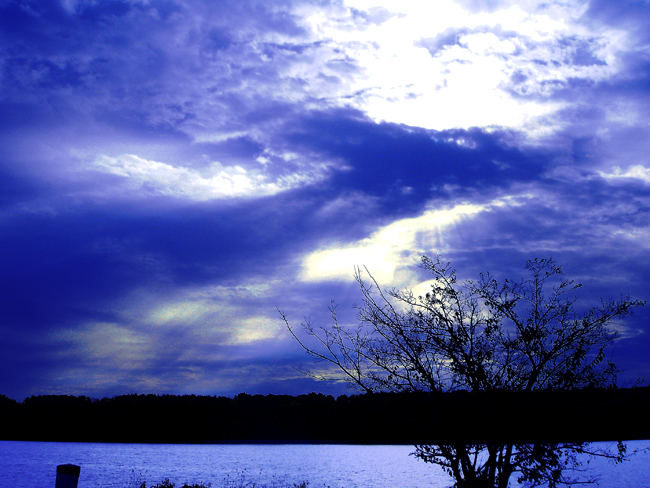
<box><xmin>55</xmin><ymin>464</ymin><xmax>80</xmax><ymax>488</ymax></box>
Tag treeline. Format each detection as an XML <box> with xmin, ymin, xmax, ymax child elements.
<box><xmin>1</xmin><ymin>387</ymin><xmax>649</xmax><ymax>444</ymax></box>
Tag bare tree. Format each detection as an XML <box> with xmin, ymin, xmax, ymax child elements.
<box><xmin>280</xmin><ymin>256</ymin><xmax>646</xmax><ymax>488</ymax></box>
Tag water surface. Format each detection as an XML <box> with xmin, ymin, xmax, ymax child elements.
<box><xmin>1</xmin><ymin>441</ymin><xmax>648</xmax><ymax>488</ymax></box>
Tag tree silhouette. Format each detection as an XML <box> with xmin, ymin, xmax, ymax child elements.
<box><xmin>280</xmin><ymin>256</ymin><xmax>646</xmax><ymax>488</ymax></box>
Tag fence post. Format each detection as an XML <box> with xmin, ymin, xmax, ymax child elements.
<box><xmin>55</xmin><ymin>464</ymin><xmax>81</xmax><ymax>488</ymax></box>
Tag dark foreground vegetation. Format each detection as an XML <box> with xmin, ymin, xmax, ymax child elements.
<box><xmin>130</xmin><ymin>478</ymin><xmax>310</xmax><ymax>488</ymax></box>
<box><xmin>2</xmin><ymin>387</ymin><xmax>650</xmax><ymax>444</ymax></box>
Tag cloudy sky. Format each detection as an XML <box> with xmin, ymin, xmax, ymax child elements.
<box><xmin>1</xmin><ymin>0</ymin><xmax>649</xmax><ymax>401</ymax></box>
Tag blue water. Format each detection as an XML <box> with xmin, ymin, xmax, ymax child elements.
<box><xmin>0</xmin><ymin>441</ymin><xmax>648</xmax><ymax>488</ymax></box>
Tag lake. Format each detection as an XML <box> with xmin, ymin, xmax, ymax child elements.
<box><xmin>1</xmin><ymin>440</ymin><xmax>648</xmax><ymax>488</ymax></box>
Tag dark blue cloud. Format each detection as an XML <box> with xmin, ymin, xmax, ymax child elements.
<box><xmin>602</xmin><ymin>54</ymin><xmax>650</xmax><ymax>95</ymax></box>
<box><xmin>586</xmin><ymin>0</ymin><xmax>650</xmax><ymax>44</ymax></box>
<box><xmin>558</xmin><ymin>36</ymin><xmax>607</xmax><ymax>67</ymax></box>
<box><xmin>282</xmin><ymin>110</ymin><xmax>547</xmax><ymax>207</ymax></box>
<box><xmin>192</xmin><ymin>137</ymin><xmax>265</xmax><ymax>164</ymax></box>
<box><xmin>0</xmin><ymin>109</ymin><xmax>553</xmax><ymax>331</ymax></box>
<box><xmin>0</xmin><ymin>164</ymin><xmax>43</xmax><ymax>207</ymax></box>
<box><xmin>0</xmin><ymin>0</ymin><xmax>311</xmax><ymax>126</ymax></box>
<box><xmin>0</xmin><ymin>100</ymin><xmax>61</xmax><ymax>131</ymax></box>
<box><xmin>77</xmin><ymin>0</ymin><xmax>133</xmax><ymax>21</ymax></box>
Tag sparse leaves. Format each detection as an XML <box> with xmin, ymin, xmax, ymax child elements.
<box><xmin>281</xmin><ymin>256</ymin><xmax>646</xmax><ymax>488</ymax></box>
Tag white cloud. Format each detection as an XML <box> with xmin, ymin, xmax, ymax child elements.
<box><xmin>301</xmin><ymin>201</ymin><xmax>485</xmax><ymax>283</ymax></box>
<box><xmin>600</xmin><ymin>165</ymin><xmax>650</xmax><ymax>183</ymax></box>
<box><xmin>148</xmin><ymin>300</ymin><xmax>213</xmax><ymax>326</ymax></box>
<box><xmin>147</xmin><ymin>295</ymin><xmax>281</xmax><ymax>346</ymax></box>
<box><xmin>300</xmin><ymin>194</ymin><xmax>533</xmax><ymax>283</ymax></box>
<box><xmin>45</xmin><ymin>281</ymin><xmax>289</xmax><ymax>389</ymax></box>
<box><xmin>130</xmin><ymin>282</ymin><xmax>286</xmax><ymax>347</ymax></box>
<box><xmin>225</xmin><ymin>316</ymin><xmax>281</xmax><ymax>346</ymax></box>
<box><xmin>94</xmin><ymin>154</ymin><xmax>319</xmax><ymax>200</ymax></box>
<box><xmin>295</xmin><ymin>0</ymin><xmax>628</xmax><ymax>135</ymax></box>
<box><xmin>44</xmin><ymin>0</ymin><xmax>635</xmax><ymax>164</ymax></box>
<box><xmin>53</xmin><ymin>322</ymin><xmax>155</xmax><ymax>368</ymax></box>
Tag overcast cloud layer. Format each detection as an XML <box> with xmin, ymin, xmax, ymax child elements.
<box><xmin>1</xmin><ymin>0</ymin><xmax>649</xmax><ymax>400</ymax></box>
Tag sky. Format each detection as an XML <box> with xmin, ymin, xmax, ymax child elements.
<box><xmin>1</xmin><ymin>0</ymin><xmax>649</xmax><ymax>401</ymax></box>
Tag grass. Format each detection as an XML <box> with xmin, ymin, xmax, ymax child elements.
<box><xmin>126</xmin><ymin>471</ymin><xmax>315</xmax><ymax>488</ymax></box>
<box><xmin>138</xmin><ymin>478</ymin><xmax>309</xmax><ymax>488</ymax></box>
<box><xmin>136</xmin><ymin>480</ymin><xmax>310</xmax><ymax>488</ymax></box>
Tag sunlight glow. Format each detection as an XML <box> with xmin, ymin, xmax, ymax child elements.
<box><xmin>301</xmin><ymin>202</ymin><xmax>485</xmax><ymax>283</ymax></box>
<box><xmin>301</xmin><ymin>192</ymin><xmax>535</xmax><ymax>283</ymax></box>
<box><xmin>299</xmin><ymin>0</ymin><xmax>626</xmax><ymax>134</ymax></box>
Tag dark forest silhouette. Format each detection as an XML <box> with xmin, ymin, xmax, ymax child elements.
<box><xmin>1</xmin><ymin>387</ymin><xmax>650</xmax><ymax>444</ymax></box>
